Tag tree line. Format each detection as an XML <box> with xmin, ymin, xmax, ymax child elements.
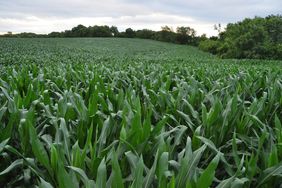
<box><xmin>1</xmin><ymin>25</ymin><xmax>205</xmax><ymax>46</ymax></box>
<box><xmin>1</xmin><ymin>14</ymin><xmax>281</xmax><ymax>60</ymax></box>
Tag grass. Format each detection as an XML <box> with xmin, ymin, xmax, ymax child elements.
<box><xmin>0</xmin><ymin>38</ymin><xmax>282</xmax><ymax>187</ymax></box>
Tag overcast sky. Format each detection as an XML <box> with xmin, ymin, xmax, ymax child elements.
<box><xmin>0</xmin><ymin>0</ymin><xmax>281</xmax><ymax>36</ymax></box>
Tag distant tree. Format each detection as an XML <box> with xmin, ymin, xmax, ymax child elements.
<box><xmin>71</xmin><ymin>24</ymin><xmax>88</xmax><ymax>37</ymax></box>
<box><xmin>19</xmin><ymin>33</ymin><xmax>38</xmax><ymax>38</ymax></box>
<box><xmin>136</xmin><ymin>29</ymin><xmax>155</xmax><ymax>39</ymax></box>
<box><xmin>161</xmin><ymin>26</ymin><xmax>174</xmax><ymax>32</ymax></box>
<box><xmin>155</xmin><ymin>26</ymin><xmax>176</xmax><ymax>43</ymax></box>
<box><xmin>110</xmin><ymin>26</ymin><xmax>119</xmax><ymax>36</ymax></box>
<box><xmin>48</xmin><ymin>32</ymin><xmax>62</xmax><ymax>38</ymax></box>
<box><xmin>176</xmin><ymin>26</ymin><xmax>196</xmax><ymax>44</ymax></box>
<box><xmin>3</xmin><ymin>31</ymin><xmax>13</xmax><ymax>37</ymax></box>
<box><xmin>176</xmin><ymin>26</ymin><xmax>196</xmax><ymax>37</ymax></box>
<box><xmin>87</xmin><ymin>25</ymin><xmax>112</xmax><ymax>37</ymax></box>
<box><xmin>125</xmin><ymin>28</ymin><xmax>135</xmax><ymax>38</ymax></box>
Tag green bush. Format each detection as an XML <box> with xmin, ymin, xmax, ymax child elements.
<box><xmin>199</xmin><ymin>39</ymin><xmax>221</xmax><ymax>54</ymax></box>
<box><xmin>200</xmin><ymin>15</ymin><xmax>282</xmax><ymax>60</ymax></box>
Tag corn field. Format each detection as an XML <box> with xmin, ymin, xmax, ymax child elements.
<box><xmin>0</xmin><ymin>38</ymin><xmax>282</xmax><ymax>187</ymax></box>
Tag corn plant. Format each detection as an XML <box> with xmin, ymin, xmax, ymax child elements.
<box><xmin>0</xmin><ymin>38</ymin><xmax>282</xmax><ymax>187</ymax></box>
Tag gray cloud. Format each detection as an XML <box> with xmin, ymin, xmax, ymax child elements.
<box><xmin>0</xmin><ymin>0</ymin><xmax>151</xmax><ymax>18</ymax></box>
<box><xmin>0</xmin><ymin>0</ymin><xmax>281</xmax><ymax>36</ymax></box>
<box><xmin>123</xmin><ymin>0</ymin><xmax>281</xmax><ymax>22</ymax></box>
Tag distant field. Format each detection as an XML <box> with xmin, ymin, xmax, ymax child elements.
<box><xmin>0</xmin><ymin>38</ymin><xmax>282</xmax><ymax>187</ymax></box>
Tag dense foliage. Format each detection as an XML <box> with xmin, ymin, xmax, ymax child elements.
<box><xmin>199</xmin><ymin>15</ymin><xmax>282</xmax><ymax>60</ymax></box>
<box><xmin>0</xmin><ymin>38</ymin><xmax>282</xmax><ymax>187</ymax></box>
